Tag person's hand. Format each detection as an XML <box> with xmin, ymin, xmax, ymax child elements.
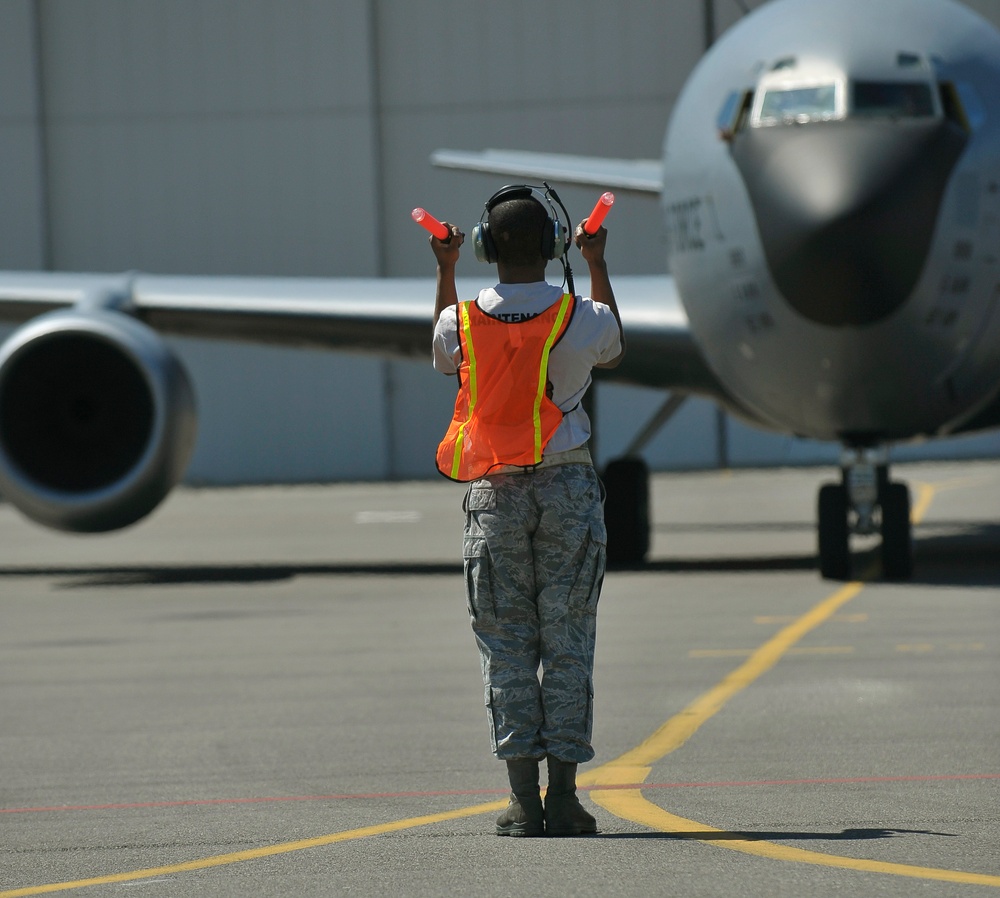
<box><xmin>574</xmin><ymin>222</ymin><xmax>607</xmax><ymax>266</ymax></box>
<box><xmin>431</xmin><ymin>223</ymin><xmax>464</xmax><ymax>267</ymax></box>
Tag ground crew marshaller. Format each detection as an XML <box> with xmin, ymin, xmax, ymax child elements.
<box><xmin>428</xmin><ymin>184</ymin><xmax>624</xmax><ymax>837</ymax></box>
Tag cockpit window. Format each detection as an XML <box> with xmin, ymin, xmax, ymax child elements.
<box><xmin>756</xmin><ymin>84</ymin><xmax>839</xmax><ymax>125</ymax></box>
<box><xmin>852</xmin><ymin>82</ymin><xmax>935</xmax><ymax>118</ymax></box>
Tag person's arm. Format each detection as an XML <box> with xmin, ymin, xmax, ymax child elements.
<box><xmin>431</xmin><ymin>223</ymin><xmax>465</xmax><ymax>325</ymax></box>
<box><xmin>575</xmin><ymin>223</ymin><xmax>625</xmax><ymax>368</ymax></box>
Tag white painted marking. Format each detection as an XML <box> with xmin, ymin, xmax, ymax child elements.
<box><xmin>354</xmin><ymin>510</ymin><xmax>423</xmax><ymax>524</ymax></box>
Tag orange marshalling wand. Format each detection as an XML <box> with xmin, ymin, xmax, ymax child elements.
<box><xmin>411</xmin><ymin>207</ymin><xmax>450</xmax><ymax>240</ymax></box>
<box><xmin>583</xmin><ymin>192</ymin><xmax>614</xmax><ymax>235</ymax></box>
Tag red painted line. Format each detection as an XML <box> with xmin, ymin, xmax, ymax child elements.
<box><xmin>581</xmin><ymin>772</ymin><xmax>1000</xmax><ymax>791</ymax></box>
<box><xmin>3</xmin><ymin>773</ymin><xmax>996</xmax><ymax>815</ymax></box>
<box><xmin>0</xmin><ymin>788</ymin><xmax>509</xmax><ymax>815</ymax></box>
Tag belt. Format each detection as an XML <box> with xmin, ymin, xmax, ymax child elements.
<box><xmin>490</xmin><ymin>446</ymin><xmax>593</xmax><ymax>476</ymax></box>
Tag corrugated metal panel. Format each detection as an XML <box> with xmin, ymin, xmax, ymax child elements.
<box><xmin>2</xmin><ymin>1</ymin><xmax>999</xmax><ymax>484</ymax></box>
<box><xmin>39</xmin><ymin>0</ymin><xmax>380</xmax><ymax>276</ymax></box>
<box><xmin>0</xmin><ymin>1</ymin><xmax>46</xmax><ymax>268</ymax></box>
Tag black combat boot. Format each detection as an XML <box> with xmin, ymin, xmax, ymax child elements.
<box><xmin>544</xmin><ymin>756</ymin><xmax>598</xmax><ymax>836</ymax></box>
<box><xmin>495</xmin><ymin>758</ymin><xmax>544</xmax><ymax>837</ymax></box>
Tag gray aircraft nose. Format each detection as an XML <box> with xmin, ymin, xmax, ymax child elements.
<box><xmin>730</xmin><ymin>119</ymin><xmax>967</xmax><ymax>326</ymax></box>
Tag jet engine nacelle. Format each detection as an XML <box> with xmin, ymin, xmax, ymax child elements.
<box><xmin>0</xmin><ymin>309</ymin><xmax>197</xmax><ymax>532</ymax></box>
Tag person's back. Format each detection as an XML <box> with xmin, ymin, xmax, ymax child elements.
<box><xmin>427</xmin><ymin>184</ymin><xmax>624</xmax><ymax>837</ymax></box>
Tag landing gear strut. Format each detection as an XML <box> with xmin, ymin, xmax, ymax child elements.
<box><xmin>817</xmin><ymin>447</ymin><xmax>913</xmax><ymax>581</ymax></box>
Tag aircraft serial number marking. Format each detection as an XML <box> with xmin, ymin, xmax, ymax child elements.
<box><xmin>666</xmin><ymin>197</ymin><xmax>706</xmax><ymax>253</ymax></box>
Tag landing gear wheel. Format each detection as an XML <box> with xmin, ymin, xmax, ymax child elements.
<box><xmin>818</xmin><ymin>482</ymin><xmax>850</xmax><ymax>581</ymax></box>
<box><xmin>602</xmin><ymin>457</ymin><xmax>650</xmax><ymax>565</ymax></box>
<box><xmin>880</xmin><ymin>481</ymin><xmax>913</xmax><ymax>581</ymax></box>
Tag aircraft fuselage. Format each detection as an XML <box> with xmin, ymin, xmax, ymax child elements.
<box><xmin>663</xmin><ymin>0</ymin><xmax>1000</xmax><ymax>445</ymax></box>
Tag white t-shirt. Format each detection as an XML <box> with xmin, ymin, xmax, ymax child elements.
<box><xmin>432</xmin><ymin>281</ymin><xmax>622</xmax><ymax>454</ymax></box>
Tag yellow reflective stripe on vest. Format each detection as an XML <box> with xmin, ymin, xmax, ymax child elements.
<box><xmin>450</xmin><ymin>302</ymin><xmax>477</xmax><ymax>480</ymax></box>
<box><xmin>531</xmin><ymin>293</ymin><xmax>573</xmax><ymax>463</ymax></box>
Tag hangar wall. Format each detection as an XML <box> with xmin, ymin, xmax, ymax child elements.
<box><xmin>1</xmin><ymin>0</ymin><xmax>998</xmax><ymax>485</ymax></box>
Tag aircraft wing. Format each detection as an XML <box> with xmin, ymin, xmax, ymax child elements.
<box><xmin>431</xmin><ymin>149</ymin><xmax>663</xmax><ymax>195</ymax></box>
<box><xmin>0</xmin><ymin>270</ymin><xmax>724</xmax><ymax>399</ymax></box>
<box><xmin>0</xmin><ymin>272</ymin><xmax>455</xmax><ymax>360</ymax></box>
<box><xmin>0</xmin><ymin>270</ymin><xmax>734</xmax><ymax>533</ymax></box>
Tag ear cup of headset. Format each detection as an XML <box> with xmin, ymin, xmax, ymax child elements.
<box><xmin>547</xmin><ymin>220</ymin><xmax>567</xmax><ymax>260</ymax></box>
<box><xmin>472</xmin><ymin>221</ymin><xmax>497</xmax><ymax>264</ymax></box>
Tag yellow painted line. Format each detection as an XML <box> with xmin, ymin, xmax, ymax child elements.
<box><xmin>755</xmin><ymin>613</ymin><xmax>867</xmax><ymax>624</ymax></box>
<box><xmin>8</xmin><ymin>475</ymin><xmax>996</xmax><ymax>895</ymax></box>
<box><xmin>0</xmin><ymin>799</ymin><xmax>508</xmax><ymax>897</ymax></box>
<box><xmin>586</xmin><ymin>573</ymin><xmax>1000</xmax><ymax>888</ymax></box>
<box><xmin>689</xmin><ymin>648</ymin><xmax>753</xmax><ymax>658</ymax></box>
<box><xmin>587</xmin><ymin>581</ymin><xmax>864</xmax><ymax>773</ymax></box>
<box><xmin>583</xmin><ymin>797</ymin><xmax>1000</xmax><ymax>888</ymax></box>
<box><xmin>690</xmin><ymin>646</ymin><xmax>854</xmax><ymax>658</ymax></box>
<box><xmin>911</xmin><ymin>481</ymin><xmax>936</xmax><ymax>524</ymax></box>
<box><xmin>787</xmin><ymin>645</ymin><xmax>854</xmax><ymax>655</ymax></box>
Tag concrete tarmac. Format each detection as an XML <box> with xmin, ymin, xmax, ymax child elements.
<box><xmin>1</xmin><ymin>461</ymin><xmax>998</xmax><ymax>896</ymax></box>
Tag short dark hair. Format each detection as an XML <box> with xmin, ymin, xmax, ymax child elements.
<box><xmin>488</xmin><ymin>197</ymin><xmax>549</xmax><ymax>266</ymax></box>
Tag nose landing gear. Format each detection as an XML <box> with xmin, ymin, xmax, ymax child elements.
<box><xmin>817</xmin><ymin>447</ymin><xmax>913</xmax><ymax>581</ymax></box>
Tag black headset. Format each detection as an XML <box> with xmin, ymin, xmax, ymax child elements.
<box><xmin>472</xmin><ymin>183</ymin><xmax>571</xmax><ymax>264</ymax></box>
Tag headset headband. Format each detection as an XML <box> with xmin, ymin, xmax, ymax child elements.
<box><xmin>473</xmin><ymin>183</ymin><xmax>570</xmax><ymax>264</ymax></box>
<box><xmin>484</xmin><ymin>184</ymin><xmax>540</xmax><ymax>213</ymax></box>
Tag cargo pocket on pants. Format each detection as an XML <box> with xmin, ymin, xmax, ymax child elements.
<box><xmin>463</xmin><ymin>536</ymin><xmax>494</xmax><ymax>623</ymax></box>
<box><xmin>570</xmin><ymin>521</ymin><xmax>607</xmax><ymax>615</ymax></box>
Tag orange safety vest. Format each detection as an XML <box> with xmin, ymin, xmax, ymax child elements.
<box><xmin>436</xmin><ymin>293</ymin><xmax>574</xmax><ymax>482</ymax></box>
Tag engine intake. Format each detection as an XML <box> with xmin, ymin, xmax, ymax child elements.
<box><xmin>0</xmin><ymin>309</ymin><xmax>197</xmax><ymax>532</ymax></box>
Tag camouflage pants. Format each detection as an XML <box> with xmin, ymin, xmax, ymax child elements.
<box><xmin>463</xmin><ymin>463</ymin><xmax>607</xmax><ymax>763</ymax></box>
